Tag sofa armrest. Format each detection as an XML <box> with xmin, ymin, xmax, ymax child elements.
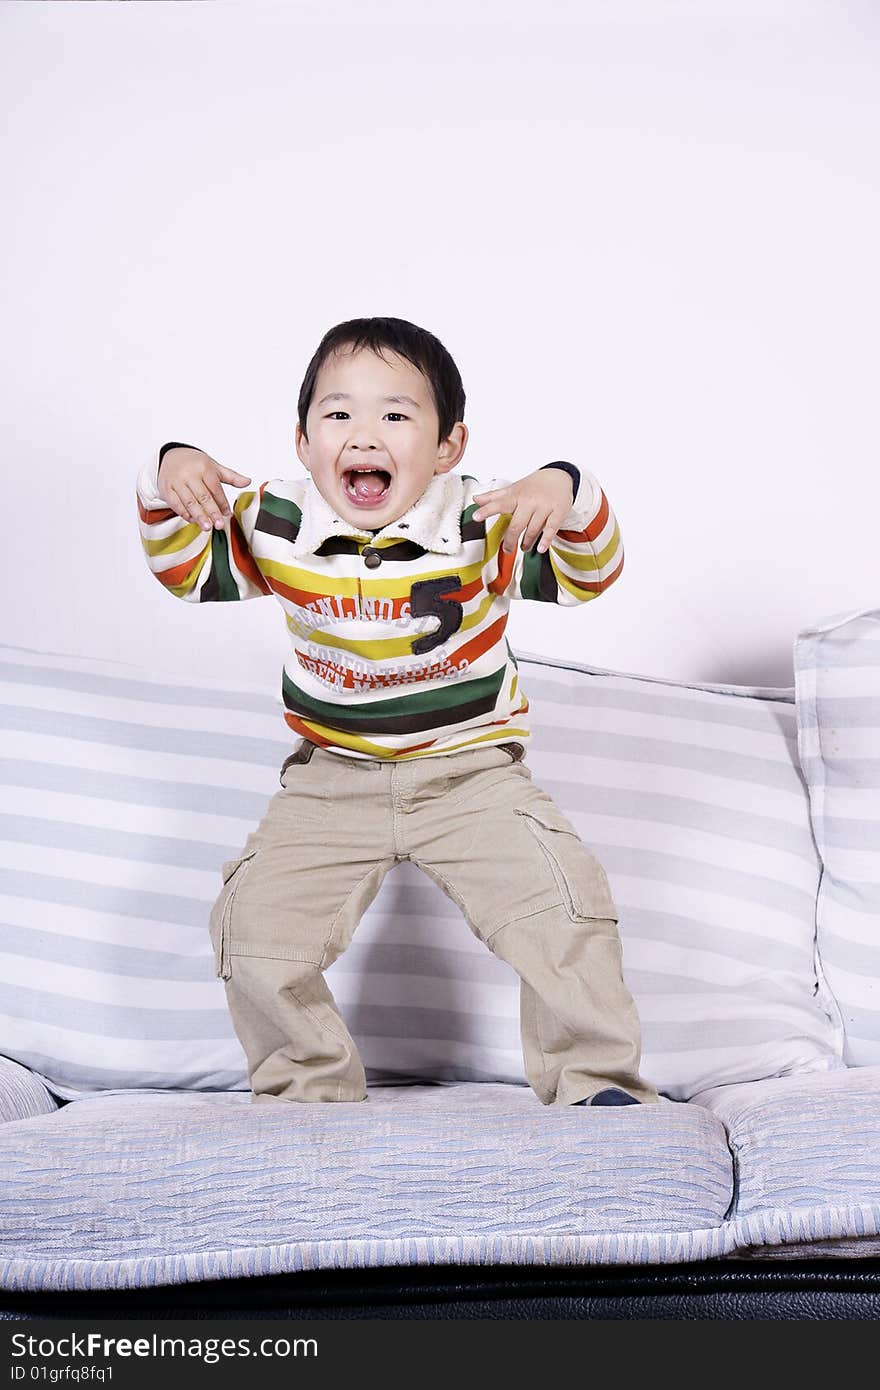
<box><xmin>0</xmin><ymin>1055</ymin><xmax>59</xmax><ymax>1122</ymax></box>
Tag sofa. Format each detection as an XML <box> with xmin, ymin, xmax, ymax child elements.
<box><xmin>1</xmin><ymin>606</ymin><xmax>880</xmax><ymax>1320</ymax></box>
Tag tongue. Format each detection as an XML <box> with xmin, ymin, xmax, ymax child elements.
<box><xmin>351</xmin><ymin>470</ymin><xmax>388</xmax><ymax>500</ymax></box>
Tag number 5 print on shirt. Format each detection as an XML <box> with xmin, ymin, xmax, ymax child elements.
<box><xmin>408</xmin><ymin>576</ymin><xmax>464</xmax><ymax>656</ymax></box>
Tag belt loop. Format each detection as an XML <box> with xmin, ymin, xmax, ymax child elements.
<box><xmin>279</xmin><ymin>738</ymin><xmax>318</xmax><ymax>783</ymax></box>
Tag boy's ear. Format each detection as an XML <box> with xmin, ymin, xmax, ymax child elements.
<box><xmin>438</xmin><ymin>421</ymin><xmax>468</xmax><ymax>471</ymax></box>
<box><xmin>294</xmin><ymin>422</ymin><xmax>309</xmax><ymax>469</ymax></box>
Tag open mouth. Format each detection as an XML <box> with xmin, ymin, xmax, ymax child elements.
<box><xmin>342</xmin><ymin>467</ymin><xmax>393</xmax><ymax>507</ymax></box>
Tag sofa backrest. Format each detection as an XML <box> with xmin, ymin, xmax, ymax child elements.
<box><xmin>0</xmin><ymin>638</ymin><xmax>844</xmax><ymax>1102</ymax></box>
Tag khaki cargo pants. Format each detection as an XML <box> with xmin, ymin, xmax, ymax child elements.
<box><xmin>209</xmin><ymin>738</ymin><xmax>660</xmax><ymax>1107</ymax></box>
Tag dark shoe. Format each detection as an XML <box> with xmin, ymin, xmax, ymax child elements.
<box><xmin>573</xmin><ymin>1087</ymin><xmax>641</xmax><ymax>1106</ymax></box>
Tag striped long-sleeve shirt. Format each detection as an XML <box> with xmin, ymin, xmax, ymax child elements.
<box><xmin>135</xmin><ymin>447</ymin><xmax>624</xmax><ymax>761</ymax></box>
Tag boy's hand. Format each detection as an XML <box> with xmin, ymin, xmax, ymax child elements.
<box><xmin>157</xmin><ymin>446</ymin><xmax>252</xmax><ymax>531</ymax></box>
<box><xmin>472</xmin><ymin>469</ymin><xmax>574</xmax><ymax>554</ymax></box>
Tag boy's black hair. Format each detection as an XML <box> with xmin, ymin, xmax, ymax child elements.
<box><xmin>297</xmin><ymin>317</ymin><xmax>466</xmax><ymax>446</ymax></box>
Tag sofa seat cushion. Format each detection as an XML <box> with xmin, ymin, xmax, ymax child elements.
<box><xmin>690</xmin><ymin>1065</ymin><xmax>880</xmax><ymax>1253</ymax></box>
<box><xmin>0</xmin><ymin>1084</ymin><xmax>734</xmax><ymax>1291</ymax></box>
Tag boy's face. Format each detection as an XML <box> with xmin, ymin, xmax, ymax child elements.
<box><xmin>295</xmin><ymin>345</ymin><xmax>467</xmax><ymax>528</ymax></box>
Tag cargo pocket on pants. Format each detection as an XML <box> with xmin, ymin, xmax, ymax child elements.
<box><xmin>210</xmin><ymin>847</ymin><xmax>260</xmax><ymax>980</ymax></box>
<box><xmin>513</xmin><ymin>802</ymin><xmax>618</xmax><ymax>922</ymax></box>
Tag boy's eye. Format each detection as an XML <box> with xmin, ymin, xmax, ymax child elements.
<box><xmin>326</xmin><ymin>411</ymin><xmax>407</xmax><ymax>422</ymax></box>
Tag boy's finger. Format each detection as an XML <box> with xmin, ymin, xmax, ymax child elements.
<box><xmin>502</xmin><ymin>523</ymin><xmax>523</xmax><ymax>553</ymax></box>
<box><xmin>474</xmin><ymin>494</ymin><xmax>509</xmax><ymax>521</ymax></box>
<box><xmin>183</xmin><ymin>480</ymin><xmax>228</xmax><ymax>530</ymax></box>
<box><xmin>508</xmin><ymin>501</ymin><xmax>543</xmax><ymax>552</ymax></box>
<box><xmin>537</xmin><ymin>510</ymin><xmax>566</xmax><ymax>552</ymax></box>
<box><xmin>202</xmin><ymin>480</ymin><xmax>231</xmax><ymax>525</ymax></box>
<box><xmin>521</xmin><ymin>511</ymin><xmax>553</xmax><ymax>551</ymax></box>
<box><xmin>473</xmin><ymin>487</ymin><xmax>510</xmax><ymax>518</ymax></box>
<box><xmin>166</xmin><ymin>484</ymin><xmax>193</xmax><ymax>523</ymax></box>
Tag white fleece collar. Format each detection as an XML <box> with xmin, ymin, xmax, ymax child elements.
<box><xmin>290</xmin><ymin>470</ymin><xmax>466</xmax><ymax>558</ymax></box>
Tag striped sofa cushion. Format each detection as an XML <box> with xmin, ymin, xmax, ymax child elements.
<box><xmin>0</xmin><ymin>1054</ymin><xmax>57</xmax><ymax>1124</ymax></box>
<box><xmin>795</xmin><ymin>606</ymin><xmax>880</xmax><ymax>1064</ymax></box>
<box><xmin>0</xmin><ymin>640</ymin><xmax>842</xmax><ymax>1102</ymax></box>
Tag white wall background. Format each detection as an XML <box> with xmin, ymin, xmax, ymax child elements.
<box><xmin>2</xmin><ymin>0</ymin><xmax>877</xmax><ymax>692</ymax></box>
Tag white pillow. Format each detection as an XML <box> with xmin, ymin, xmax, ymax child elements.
<box><xmin>0</xmin><ymin>640</ymin><xmax>842</xmax><ymax>1102</ymax></box>
<box><xmin>795</xmin><ymin>606</ymin><xmax>880</xmax><ymax>1065</ymax></box>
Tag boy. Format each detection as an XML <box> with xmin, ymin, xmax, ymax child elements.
<box><xmin>136</xmin><ymin>316</ymin><xmax>660</xmax><ymax>1109</ymax></box>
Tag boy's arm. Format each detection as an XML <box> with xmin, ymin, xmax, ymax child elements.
<box><xmin>475</xmin><ymin>461</ymin><xmax>624</xmax><ymax>605</ymax></box>
<box><xmin>136</xmin><ymin>443</ymin><xmax>273</xmax><ymax>602</ymax></box>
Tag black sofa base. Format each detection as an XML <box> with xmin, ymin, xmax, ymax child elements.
<box><xmin>3</xmin><ymin>1257</ymin><xmax>880</xmax><ymax>1320</ymax></box>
